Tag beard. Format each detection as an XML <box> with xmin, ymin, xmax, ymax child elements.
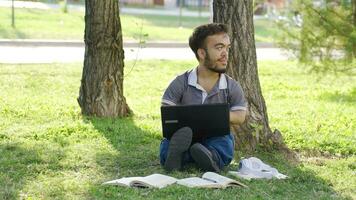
<box><xmin>203</xmin><ymin>50</ymin><xmax>227</xmax><ymax>74</ymax></box>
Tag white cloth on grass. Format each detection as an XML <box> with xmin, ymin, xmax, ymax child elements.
<box><xmin>229</xmin><ymin>157</ymin><xmax>288</xmax><ymax>180</ymax></box>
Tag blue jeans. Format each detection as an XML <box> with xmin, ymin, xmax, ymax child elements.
<box><xmin>159</xmin><ymin>133</ymin><xmax>235</xmax><ymax>169</ymax></box>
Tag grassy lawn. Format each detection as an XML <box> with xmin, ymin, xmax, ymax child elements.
<box><xmin>0</xmin><ymin>7</ymin><xmax>277</xmax><ymax>42</ymax></box>
<box><xmin>0</xmin><ymin>60</ymin><xmax>355</xmax><ymax>199</ymax></box>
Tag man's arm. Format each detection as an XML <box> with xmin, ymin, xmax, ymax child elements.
<box><xmin>227</xmin><ymin>78</ymin><xmax>247</xmax><ymax>125</ymax></box>
<box><xmin>229</xmin><ymin>110</ymin><xmax>247</xmax><ymax>125</ymax></box>
<box><xmin>161</xmin><ymin>75</ymin><xmax>185</xmax><ymax>106</ymax></box>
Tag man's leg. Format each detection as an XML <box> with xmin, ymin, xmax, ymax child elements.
<box><xmin>203</xmin><ymin>133</ymin><xmax>235</xmax><ymax>168</ymax></box>
<box><xmin>190</xmin><ymin>133</ymin><xmax>234</xmax><ymax>171</ymax></box>
<box><xmin>159</xmin><ymin>138</ymin><xmax>170</xmax><ymax>165</ymax></box>
<box><xmin>159</xmin><ymin>127</ymin><xmax>193</xmax><ymax>171</ymax></box>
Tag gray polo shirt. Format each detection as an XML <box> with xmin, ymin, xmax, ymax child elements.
<box><xmin>162</xmin><ymin>68</ymin><xmax>247</xmax><ymax>111</ymax></box>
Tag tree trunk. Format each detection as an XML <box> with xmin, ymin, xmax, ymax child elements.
<box><xmin>353</xmin><ymin>0</ymin><xmax>356</xmax><ymax>58</ymax></box>
<box><xmin>213</xmin><ymin>0</ymin><xmax>285</xmax><ymax>152</ymax></box>
<box><xmin>78</xmin><ymin>0</ymin><xmax>131</xmax><ymax>117</ymax></box>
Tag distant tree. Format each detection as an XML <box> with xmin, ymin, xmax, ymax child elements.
<box><xmin>213</xmin><ymin>0</ymin><xmax>287</xmax><ymax>152</ymax></box>
<box><xmin>277</xmin><ymin>0</ymin><xmax>356</xmax><ymax>75</ymax></box>
<box><xmin>78</xmin><ymin>0</ymin><xmax>131</xmax><ymax>117</ymax></box>
<box><xmin>61</xmin><ymin>0</ymin><xmax>68</xmax><ymax>13</ymax></box>
<box><xmin>11</xmin><ymin>0</ymin><xmax>15</xmax><ymax>27</ymax></box>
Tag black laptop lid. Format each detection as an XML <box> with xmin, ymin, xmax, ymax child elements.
<box><xmin>161</xmin><ymin>103</ymin><xmax>230</xmax><ymax>141</ymax></box>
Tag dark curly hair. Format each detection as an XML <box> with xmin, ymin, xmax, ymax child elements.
<box><xmin>189</xmin><ymin>23</ymin><xmax>229</xmax><ymax>60</ymax></box>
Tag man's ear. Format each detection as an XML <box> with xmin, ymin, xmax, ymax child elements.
<box><xmin>197</xmin><ymin>48</ymin><xmax>206</xmax><ymax>61</ymax></box>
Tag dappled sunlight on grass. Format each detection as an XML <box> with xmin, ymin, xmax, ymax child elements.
<box><xmin>318</xmin><ymin>87</ymin><xmax>356</xmax><ymax>103</ymax></box>
<box><xmin>0</xmin><ymin>61</ymin><xmax>355</xmax><ymax>199</ymax></box>
<box><xmin>258</xmin><ymin>61</ymin><xmax>356</xmax><ymax>156</ymax></box>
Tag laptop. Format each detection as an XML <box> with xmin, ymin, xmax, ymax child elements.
<box><xmin>161</xmin><ymin>103</ymin><xmax>230</xmax><ymax>141</ymax></box>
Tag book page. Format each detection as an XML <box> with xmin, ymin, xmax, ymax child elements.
<box><xmin>202</xmin><ymin>172</ymin><xmax>247</xmax><ymax>188</ymax></box>
<box><xmin>177</xmin><ymin>177</ymin><xmax>223</xmax><ymax>188</ymax></box>
<box><xmin>131</xmin><ymin>174</ymin><xmax>177</xmax><ymax>189</ymax></box>
<box><xmin>102</xmin><ymin>177</ymin><xmax>141</xmax><ymax>187</ymax></box>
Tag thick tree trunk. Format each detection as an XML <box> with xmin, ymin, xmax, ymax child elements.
<box><xmin>213</xmin><ymin>0</ymin><xmax>284</xmax><ymax>152</ymax></box>
<box><xmin>78</xmin><ymin>0</ymin><xmax>130</xmax><ymax>117</ymax></box>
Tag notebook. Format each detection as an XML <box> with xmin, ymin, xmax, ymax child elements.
<box><xmin>161</xmin><ymin>103</ymin><xmax>230</xmax><ymax>140</ymax></box>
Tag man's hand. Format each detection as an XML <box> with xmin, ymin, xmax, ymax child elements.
<box><xmin>229</xmin><ymin>110</ymin><xmax>247</xmax><ymax>125</ymax></box>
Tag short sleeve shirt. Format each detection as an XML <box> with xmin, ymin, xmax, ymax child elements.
<box><xmin>162</xmin><ymin>68</ymin><xmax>247</xmax><ymax>111</ymax></box>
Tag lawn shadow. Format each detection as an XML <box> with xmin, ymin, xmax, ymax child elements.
<box><xmin>87</xmin><ymin>116</ymin><xmax>163</xmax><ymax>178</ymax></box>
<box><xmin>225</xmin><ymin>150</ymin><xmax>351</xmax><ymax>200</ymax></box>
<box><xmin>0</xmin><ymin>140</ymin><xmax>63</xmax><ymax>200</ymax></box>
<box><xmin>319</xmin><ymin>87</ymin><xmax>356</xmax><ymax>103</ymax></box>
<box><xmin>86</xmin><ymin>116</ymin><xmax>351</xmax><ymax>199</ymax></box>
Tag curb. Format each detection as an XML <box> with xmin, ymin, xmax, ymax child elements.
<box><xmin>0</xmin><ymin>40</ymin><xmax>189</xmax><ymax>48</ymax></box>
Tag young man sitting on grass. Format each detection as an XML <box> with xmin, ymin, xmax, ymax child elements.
<box><xmin>159</xmin><ymin>23</ymin><xmax>248</xmax><ymax>172</ymax></box>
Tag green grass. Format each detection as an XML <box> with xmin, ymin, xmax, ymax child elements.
<box><xmin>0</xmin><ymin>7</ymin><xmax>85</xmax><ymax>39</ymax></box>
<box><xmin>259</xmin><ymin>61</ymin><xmax>356</xmax><ymax>156</ymax></box>
<box><xmin>254</xmin><ymin>19</ymin><xmax>280</xmax><ymax>43</ymax></box>
<box><xmin>0</xmin><ymin>60</ymin><xmax>355</xmax><ymax>199</ymax></box>
<box><xmin>0</xmin><ymin>7</ymin><xmax>278</xmax><ymax>42</ymax></box>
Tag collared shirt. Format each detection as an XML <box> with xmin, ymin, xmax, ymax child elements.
<box><xmin>162</xmin><ymin>68</ymin><xmax>247</xmax><ymax>111</ymax></box>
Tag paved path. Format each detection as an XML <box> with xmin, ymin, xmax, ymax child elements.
<box><xmin>0</xmin><ymin>45</ymin><xmax>291</xmax><ymax>63</ymax></box>
<box><xmin>0</xmin><ymin>1</ymin><xmax>287</xmax><ymax>63</ymax></box>
<box><xmin>0</xmin><ymin>39</ymin><xmax>275</xmax><ymax>48</ymax></box>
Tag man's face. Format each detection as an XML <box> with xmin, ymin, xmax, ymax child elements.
<box><xmin>201</xmin><ymin>33</ymin><xmax>231</xmax><ymax>73</ymax></box>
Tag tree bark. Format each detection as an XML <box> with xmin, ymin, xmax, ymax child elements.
<box><xmin>213</xmin><ymin>0</ymin><xmax>285</xmax><ymax>152</ymax></box>
<box><xmin>78</xmin><ymin>0</ymin><xmax>131</xmax><ymax>117</ymax></box>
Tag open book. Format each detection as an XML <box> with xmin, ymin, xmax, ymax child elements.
<box><xmin>102</xmin><ymin>174</ymin><xmax>177</xmax><ymax>189</ymax></box>
<box><xmin>177</xmin><ymin>172</ymin><xmax>247</xmax><ymax>189</ymax></box>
